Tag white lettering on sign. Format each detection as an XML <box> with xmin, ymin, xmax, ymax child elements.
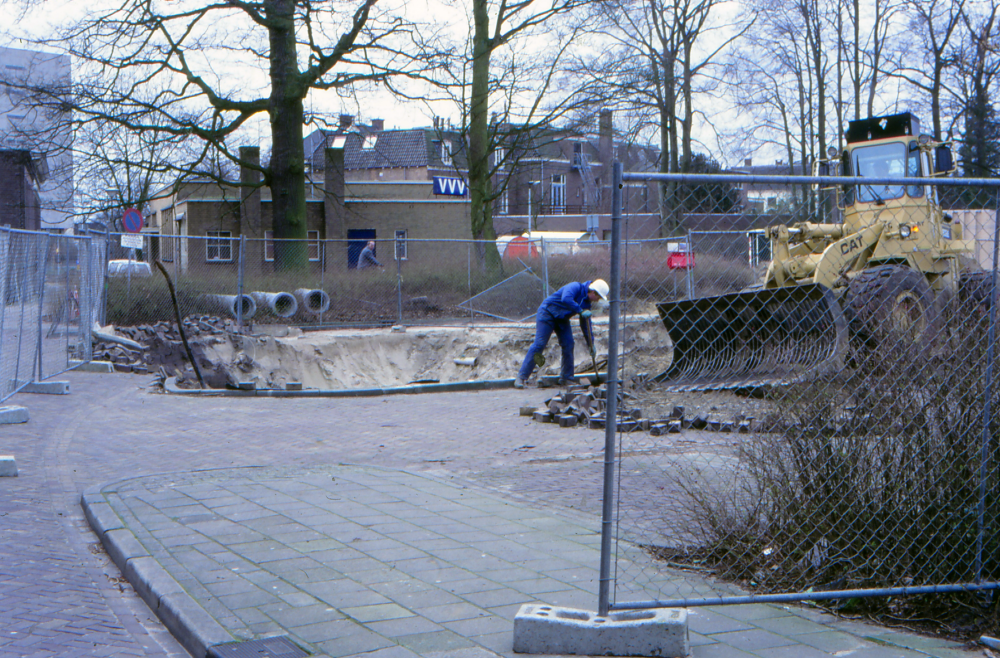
<box><xmin>433</xmin><ymin>176</ymin><xmax>468</xmax><ymax>196</ymax></box>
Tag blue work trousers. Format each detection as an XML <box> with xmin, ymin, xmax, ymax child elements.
<box><xmin>518</xmin><ymin>309</ymin><xmax>575</xmax><ymax>380</ymax></box>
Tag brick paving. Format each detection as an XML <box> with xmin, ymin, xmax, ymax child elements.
<box><xmin>0</xmin><ymin>370</ymin><xmax>980</xmax><ymax>657</ymax></box>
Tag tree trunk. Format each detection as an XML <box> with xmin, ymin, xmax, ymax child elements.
<box><xmin>266</xmin><ymin>0</ymin><xmax>308</xmax><ymax>270</ymax></box>
<box><xmin>467</xmin><ymin>0</ymin><xmax>501</xmax><ymax>274</ymax></box>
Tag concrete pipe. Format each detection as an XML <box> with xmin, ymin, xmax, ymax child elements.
<box><xmin>204</xmin><ymin>294</ymin><xmax>257</xmax><ymax>320</ymax></box>
<box><xmin>294</xmin><ymin>288</ymin><xmax>331</xmax><ymax>314</ymax></box>
<box><xmin>251</xmin><ymin>291</ymin><xmax>299</xmax><ymax>318</ymax></box>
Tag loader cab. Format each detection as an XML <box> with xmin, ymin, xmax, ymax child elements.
<box><xmin>850</xmin><ymin>141</ymin><xmax>925</xmax><ymax>203</ymax></box>
<box><xmin>842</xmin><ymin>112</ymin><xmax>929</xmax><ymax>207</ymax></box>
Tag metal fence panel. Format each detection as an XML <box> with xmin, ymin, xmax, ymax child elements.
<box><xmin>0</xmin><ymin>228</ymin><xmax>101</xmax><ymax>404</ymax></box>
<box><xmin>605</xmin><ymin>171</ymin><xmax>1000</xmax><ymax>614</ymax></box>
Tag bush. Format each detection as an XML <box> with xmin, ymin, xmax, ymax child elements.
<box><xmin>680</xmin><ymin>297</ymin><xmax>1000</xmax><ymax>637</ymax></box>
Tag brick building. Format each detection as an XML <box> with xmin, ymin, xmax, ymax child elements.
<box><xmin>0</xmin><ymin>149</ymin><xmax>45</xmax><ymax>231</ymax></box>
<box><xmin>306</xmin><ymin>110</ymin><xmax>663</xmax><ymax>240</ymax></box>
<box><xmin>145</xmin><ymin>146</ymin><xmax>472</xmax><ymax>277</ymax></box>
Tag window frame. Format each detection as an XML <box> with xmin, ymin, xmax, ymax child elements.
<box><xmin>265</xmin><ymin>229</ymin><xmax>321</xmax><ymax>262</ymax></box>
<box><xmin>394</xmin><ymin>230</ymin><xmax>408</xmax><ymax>261</ymax></box>
<box><xmin>550</xmin><ymin>174</ymin><xmax>566</xmax><ymax>211</ymax></box>
<box><xmin>206</xmin><ymin>230</ymin><xmax>233</xmax><ymax>262</ymax></box>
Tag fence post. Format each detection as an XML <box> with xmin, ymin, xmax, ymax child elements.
<box><xmin>35</xmin><ymin>233</ymin><xmax>52</xmax><ymax>381</ymax></box>
<box><xmin>0</xmin><ymin>230</ymin><xmax>8</xmax><ymax>380</ymax></box>
<box><xmin>976</xmin><ymin>192</ymin><xmax>1000</xmax><ymax>584</ymax></box>
<box><xmin>101</xmin><ymin>230</ymin><xmax>110</xmax><ymax>326</ymax></box>
<box><xmin>685</xmin><ymin>229</ymin><xmax>694</xmax><ymax>299</ymax></box>
<box><xmin>598</xmin><ymin>162</ymin><xmax>624</xmax><ymax>617</ymax></box>
<box><xmin>396</xmin><ymin>237</ymin><xmax>403</xmax><ymax>324</ymax></box>
<box><xmin>541</xmin><ymin>237</ymin><xmax>549</xmax><ymax>294</ymax></box>
<box><xmin>79</xmin><ymin>238</ymin><xmax>93</xmax><ymax>362</ymax></box>
<box><xmin>237</xmin><ymin>235</ymin><xmax>246</xmax><ymax>329</ymax></box>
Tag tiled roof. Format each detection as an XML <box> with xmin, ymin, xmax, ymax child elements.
<box><xmin>306</xmin><ymin>128</ymin><xmax>466</xmax><ymax>171</ymax></box>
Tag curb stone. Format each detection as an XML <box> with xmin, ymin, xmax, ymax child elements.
<box><xmin>81</xmin><ymin>485</ymin><xmax>234</xmax><ymax>658</ymax></box>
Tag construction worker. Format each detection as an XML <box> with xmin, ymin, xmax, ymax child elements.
<box><xmin>514</xmin><ymin>279</ymin><xmax>610</xmax><ymax>388</ymax></box>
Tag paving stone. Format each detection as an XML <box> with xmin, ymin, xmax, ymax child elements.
<box><xmin>0</xmin><ymin>369</ymin><xmax>976</xmax><ymax>658</ymax></box>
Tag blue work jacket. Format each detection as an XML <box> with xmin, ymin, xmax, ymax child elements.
<box><xmin>539</xmin><ymin>281</ymin><xmax>593</xmax><ymax>320</ymax></box>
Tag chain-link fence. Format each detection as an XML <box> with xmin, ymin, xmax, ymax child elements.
<box><xmin>0</xmin><ymin>227</ymin><xmax>104</xmax><ymax>404</ymax></box>
<box><xmin>601</xmin><ymin>166</ymin><xmax>1000</xmax><ymax>620</ymax></box>
<box><xmin>100</xmin><ymin>234</ymin><xmax>700</xmax><ymax>329</ymax></box>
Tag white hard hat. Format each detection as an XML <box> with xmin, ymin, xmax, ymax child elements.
<box><xmin>589</xmin><ymin>279</ymin><xmax>609</xmax><ymax>301</ymax></box>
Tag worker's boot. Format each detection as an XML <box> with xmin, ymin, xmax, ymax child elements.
<box><xmin>513</xmin><ymin>377</ymin><xmax>526</xmax><ymax>389</ymax></box>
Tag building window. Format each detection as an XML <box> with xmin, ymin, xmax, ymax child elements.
<box><xmin>206</xmin><ymin>230</ymin><xmax>233</xmax><ymax>262</ymax></box>
<box><xmin>308</xmin><ymin>230</ymin><xmax>320</xmax><ymax>261</ymax></box>
<box><xmin>161</xmin><ymin>233</ymin><xmax>174</xmax><ymax>262</ymax></box>
<box><xmin>495</xmin><ymin>186</ymin><xmax>508</xmax><ymax>215</ymax></box>
<box><xmin>441</xmin><ymin>140</ymin><xmax>453</xmax><ymax>166</ymax></box>
<box><xmin>362</xmin><ymin>134</ymin><xmax>378</xmax><ymax>149</ymax></box>
<box><xmin>394</xmin><ymin>230</ymin><xmax>408</xmax><ymax>261</ymax></box>
<box><xmin>493</xmin><ymin>147</ymin><xmax>505</xmax><ymax>168</ymax></box>
<box><xmin>551</xmin><ymin>174</ymin><xmax>566</xmax><ymax>211</ymax></box>
<box><xmin>265</xmin><ymin>230</ymin><xmax>320</xmax><ymax>262</ymax></box>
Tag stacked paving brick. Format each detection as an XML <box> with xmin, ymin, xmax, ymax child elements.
<box><xmin>523</xmin><ymin>383</ymin><xmax>759</xmax><ymax>435</ymax></box>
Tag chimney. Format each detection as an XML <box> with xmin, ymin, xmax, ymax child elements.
<box><xmin>324</xmin><ymin>145</ymin><xmax>346</xmax><ymax>241</ymax></box>
<box><xmin>338</xmin><ymin>114</ymin><xmax>353</xmax><ymax>131</ymax></box>
<box><xmin>371</xmin><ymin>118</ymin><xmax>384</xmax><ymax>131</ymax></box>
<box><xmin>744</xmin><ymin>157</ymin><xmax>752</xmax><ymax>167</ymax></box>
<box><xmin>599</xmin><ymin>109</ymin><xmax>613</xmax><ymax>164</ymax></box>
<box><xmin>239</xmin><ymin>146</ymin><xmax>261</xmax><ymax>233</ymax></box>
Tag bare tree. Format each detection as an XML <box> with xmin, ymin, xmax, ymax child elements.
<box><xmin>460</xmin><ymin>0</ymin><xmax>591</xmax><ymax>270</ymax></box>
<box><xmin>9</xmin><ymin>0</ymin><xmax>446</xmax><ymax>268</ymax></box>
<box><xmin>886</xmin><ymin>0</ymin><xmax>966</xmax><ymax>141</ymax></box>
<box><xmin>576</xmin><ymin>0</ymin><xmax>749</xmax><ymax>235</ymax></box>
<box><xmin>955</xmin><ymin>0</ymin><xmax>1000</xmax><ymax>178</ymax></box>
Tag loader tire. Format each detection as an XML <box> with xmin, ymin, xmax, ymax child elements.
<box><xmin>845</xmin><ymin>265</ymin><xmax>941</xmax><ymax>359</ymax></box>
<box><xmin>960</xmin><ymin>271</ymin><xmax>1000</xmax><ymax>314</ymax></box>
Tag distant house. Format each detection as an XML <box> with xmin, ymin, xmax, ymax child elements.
<box><xmin>727</xmin><ymin>158</ymin><xmax>804</xmax><ymax>212</ymax></box>
<box><xmin>492</xmin><ymin>110</ymin><xmax>661</xmax><ymax>239</ymax></box>
<box><xmin>306</xmin><ymin>111</ymin><xmax>664</xmax><ymax>240</ymax></box>
<box><xmin>305</xmin><ymin>115</ymin><xmax>466</xmax><ymax>182</ymax></box>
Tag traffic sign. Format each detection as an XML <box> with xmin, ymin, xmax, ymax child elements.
<box><xmin>122</xmin><ymin>208</ymin><xmax>143</xmax><ymax>233</ymax></box>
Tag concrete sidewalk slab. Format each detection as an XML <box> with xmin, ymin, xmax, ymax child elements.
<box><xmin>84</xmin><ymin>464</ymin><xmax>973</xmax><ymax>658</ymax></box>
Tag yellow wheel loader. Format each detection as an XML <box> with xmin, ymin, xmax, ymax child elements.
<box><xmin>656</xmin><ymin>112</ymin><xmax>988</xmax><ymax>391</ymax></box>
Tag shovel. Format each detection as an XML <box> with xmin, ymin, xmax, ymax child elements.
<box><xmin>587</xmin><ymin>344</ymin><xmax>603</xmax><ymax>386</ymax></box>
<box><xmin>590</xmin><ymin>352</ymin><xmax>602</xmax><ymax>385</ymax></box>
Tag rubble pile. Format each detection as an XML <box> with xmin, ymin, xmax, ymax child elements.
<box><xmin>92</xmin><ymin>315</ymin><xmax>241</xmax><ymax>387</ymax></box>
<box><xmin>523</xmin><ymin>383</ymin><xmax>757</xmax><ymax>434</ymax></box>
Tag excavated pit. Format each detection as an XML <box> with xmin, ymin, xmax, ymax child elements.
<box><xmin>95</xmin><ymin>315</ymin><xmax>675</xmax><ymax>391</ymax></box>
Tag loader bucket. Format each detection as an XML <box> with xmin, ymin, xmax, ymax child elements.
<box><xmin>654</xmin><ymin>284</ymin><xmax>849</xmax><ymax>391</ymax></box>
